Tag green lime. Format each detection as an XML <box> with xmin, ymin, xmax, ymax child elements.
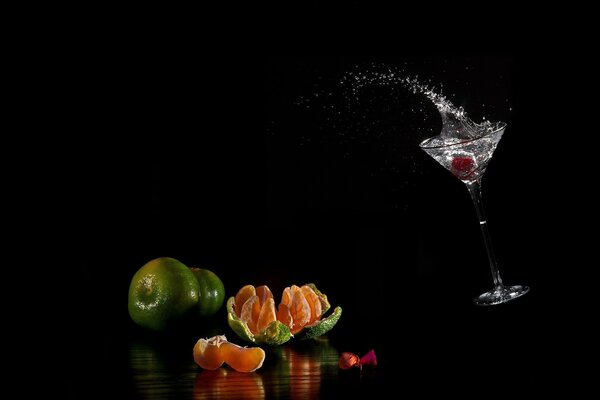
<box><xmin>128</xmin><ymin>257</ymin><xmax>200</xmax><ymax>331</ymax></box>
<box><xmin>190</xmin><ymin>268</ymin><xmax>225</xmax><ymax>317</ymax></box>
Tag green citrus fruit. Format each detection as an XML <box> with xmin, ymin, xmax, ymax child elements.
<box><xmin>128</xmin><ymin>257</ymin><xmax>200</xmax><ymax>331</ymax></box>
<box><xmin>190</xmin><ymin>268</ymin><xmax>225</xmax><ymax>317</ymax></box>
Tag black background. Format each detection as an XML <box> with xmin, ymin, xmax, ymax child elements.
<box><xmin>42</xmin><ymin>55</ymin><xmax>587</xmax><ymax>398</ymax></box>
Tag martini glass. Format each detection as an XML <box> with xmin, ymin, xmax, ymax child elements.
<box><xmin>419</xmin><ymin>123</ymin><xmax>529</xmax><ymax>305</ymax></box>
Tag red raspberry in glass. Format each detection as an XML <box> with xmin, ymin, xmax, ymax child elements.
<box><xmin>451</xmin><ymin>156</ymin><xmax>477</xmax><ymax>179</ymax></box>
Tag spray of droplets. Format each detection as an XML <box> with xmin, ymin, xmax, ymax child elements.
<box><xmin>337</xmin><ymin>66</ymin><xmax>503</xmax><ymax>143</ymax></box>
<box><xmin>270</xmin><ymin>63</ymin><xmax>506</xmax><ymax>210</ymax></box>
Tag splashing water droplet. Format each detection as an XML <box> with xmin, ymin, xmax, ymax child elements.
<box><xmin>400</xmin><ymin>75</ymin><xmax>502</xmax><ymax>144</ymax></box>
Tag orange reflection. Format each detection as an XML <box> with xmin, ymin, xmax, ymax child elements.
<box><xmin>274</xmin><ymin>338</ymin><xmax>339</xmax><ymax>399</ymax></box>
<box><xmin>193</xmin><ymin>369</ymin><xmax>265</xmax><ymax>400</ymax></box>
<box><xmin>282</xmin><ymin>347</ymin><xmax>321</xmax><ymax>399</ymax></box>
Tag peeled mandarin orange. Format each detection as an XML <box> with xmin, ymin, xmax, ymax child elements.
<box><xmin>193</xmin><ymin>335</ymin><xmax>265</xmax><ymax>373</ymax></box>
<box><xmin>227</xmin><ymin>283</ymin><xmax>342</xmax><ymax>346</ymax></box>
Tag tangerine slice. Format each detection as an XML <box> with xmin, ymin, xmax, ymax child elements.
<box><xmin>193</xmin><ymin>335</ymin><xmax>226</xmax><ymax>370</ymax></box>
<box><xmin>255</xmin><ymin>285</ymin><xmax>273</xmax><ymax>306</ymax></box>
<box><xmin>240</xmin><ymin>295</ymin><xmax>261</xmax><ymax>334</ymax></box>
<box><xmin>290</xmin><ymin>285</ymin><xmax>311</xmax><ymax>334</ymax></box>
<box><xmin>234</xmin><ymin>285</ymin><xmax>256</xmax><ymax>317</ymax></box>
<box><xmin>193</xmin><ymin>335</ymin><xmax>265</xmax><ymax>373</ymax></box>
<box><xmin>301</xmin><ymin>285</ymin><xmax>322</xmax><ymax>325</ymax></box>
<box><xmin>305</xmin><ymin>283</ymin><xmax>330</xmax><ymax>314</ymax></box>
<box><xmin>281</xmin><ymin>287</ymin><xmax>292</xmax><ymax>307</ymax></box>
<box><xmin>276</xmin><ymin>303</ymin><xmax>293</xmax><ymax>330</ymax></box>
<box><xmin>220</xmin><ymin>341</ymin><xmax>266</xmax><ymax>373</ymax></box>
<box><xmin>257</xmin><ymin>297</ymin><xmax>276</xmax><ymax>333</ymax></box>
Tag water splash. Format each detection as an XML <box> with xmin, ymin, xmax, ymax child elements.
<box><xmin>269</xmin><ymin>63</ymin><xmax>507</xmax><ymax>209</ymax></box>
<box><xmin>406</xmin><ymin>76</ymin><xmax>505</xmax><ymax>146</ymax></box>
<box><xmin>338</xmin><ymin>66</ymin><xmax>503</xmax><ymax>144</ymax></box>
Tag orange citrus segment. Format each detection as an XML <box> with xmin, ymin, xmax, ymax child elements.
<box><xmin>281</xmin><ymin>287</ymin><xmax>292</xmax><ymax>307</ymax></box>
<box><xmin>193</xmin><ymin>335</ymin><xmax>226</xmax><ymax>370</ymax></box>
<box><xmin>240</xmin><ymin>295</ymin><xmax>261</xmax><ymax>334</ymax></box>
<box><xmin>290</xmin><ymin>285</ymin><xmax>311</xmax><ymax>334</ymax></box>
<box><xmin>220</xmin><ymin>342</ymin><xmax>266</xmax><ymax>373</ymax></box>
<box><xmin>193</xmin><ymin>335</ymin><xmax>265</xmax><ymax>373</ymax></box>
<box><xmin>234</xmin><ymin>285</ymin><xmax>256</xmax><ymax>317</ymax></box>
<box><xmin>305</xmin><ymin>283</ymin><xmax>331</xmax><ymax>314</ymax></box>
<box><xmin>255</xmin><ymin>285</ymin><xmax>273</xmax><ymax>306</ymax></box>
<box><xmin>301</xmin><ymin>285</ymin><xmax>322</xmax><ymax>325</ymax></box>
<box><xmin>257</xmin><ymin>298</ymin><xmax>276</xmax><ymax>333</ymax></box>
<box><xmin>276</xmin><ymin>303</ymin><xmax>293</xmax><ymax>330</ymax></box>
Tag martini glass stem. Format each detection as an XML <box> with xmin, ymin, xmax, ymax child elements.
<box><xmin>465</xmin><ymin>180</ymin><xmax>504</xmax><ymax>290</ymax></box>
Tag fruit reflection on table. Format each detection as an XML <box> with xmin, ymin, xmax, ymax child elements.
<box><xmin>129</xmin><ymin>336</ymin><xmax>342</xmax><ymax>399</ymax></box>
<box><xmin>194</xmin><ymin>338</ymin><xmax>339</xmax><ymax>399</ymax></box>
<box><xmin>194</xmin><ymin>369</ymin><xmax>265</xmax><ymax>400</ymax></box>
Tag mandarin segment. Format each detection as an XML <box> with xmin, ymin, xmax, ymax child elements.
<box><xmin>240</xmin><ymin>295</ymin><xmax>261</xmax><ymax>334</ymax></box>
<box><xmin>301</xmin><ymin>285</ymin><xmax>322</xmax><ymax>325</ymax></box>
<box><xmin>276</xmin><ymin>303</ymin><xmax>293</xmax><ymax>330</ymax></box>
<box><xmin>193</xmin><ymin>335</ymin><xmax>265</xmax><ymax>373</ymax></box>
<box><xmin>289</xmin><ymin>286</ymin><xmax>311</xmax><ymax>334</ymax></box>
<box><xmin>281</xmin><ymin>287</ymin><xmax>292</xmax><ymax>307</ymax></box>
<box><xmin>220</xmin><ymin>342</ymin><xmax>266</xmax><ymax>373</ymax></box>
<box><xmin>306</xmin><ymin>283</ymin><xmax>330</xmax><ymax>314</ymax></box>
<box><xmin>227</xmin><ymin>297</ymin><xmax>258</xmax><ymax>343</ymax></box>
<box><xmin>193</xmin><ymin>335</ymin><xmax>226</xmax><ymax>370</ymax></box>
<box><xmin>234</xmin><ymin>285</ymin><xmax>256</xmax><ymax>316</ymax></box>
<box><xmin>257</xmin><ymin>298</ymin><xmax>277</xmax><ymax>333</ymax></box>
<box><xmin>256</xmin><ymin>285</ymin><xmax>274</xmax><ymax>305</ymax></box>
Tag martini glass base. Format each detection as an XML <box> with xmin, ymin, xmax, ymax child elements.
<box><xmin>473</xmin><ymin>285</ymin><xmax>529</xmax><ymax>306</ymax></box>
